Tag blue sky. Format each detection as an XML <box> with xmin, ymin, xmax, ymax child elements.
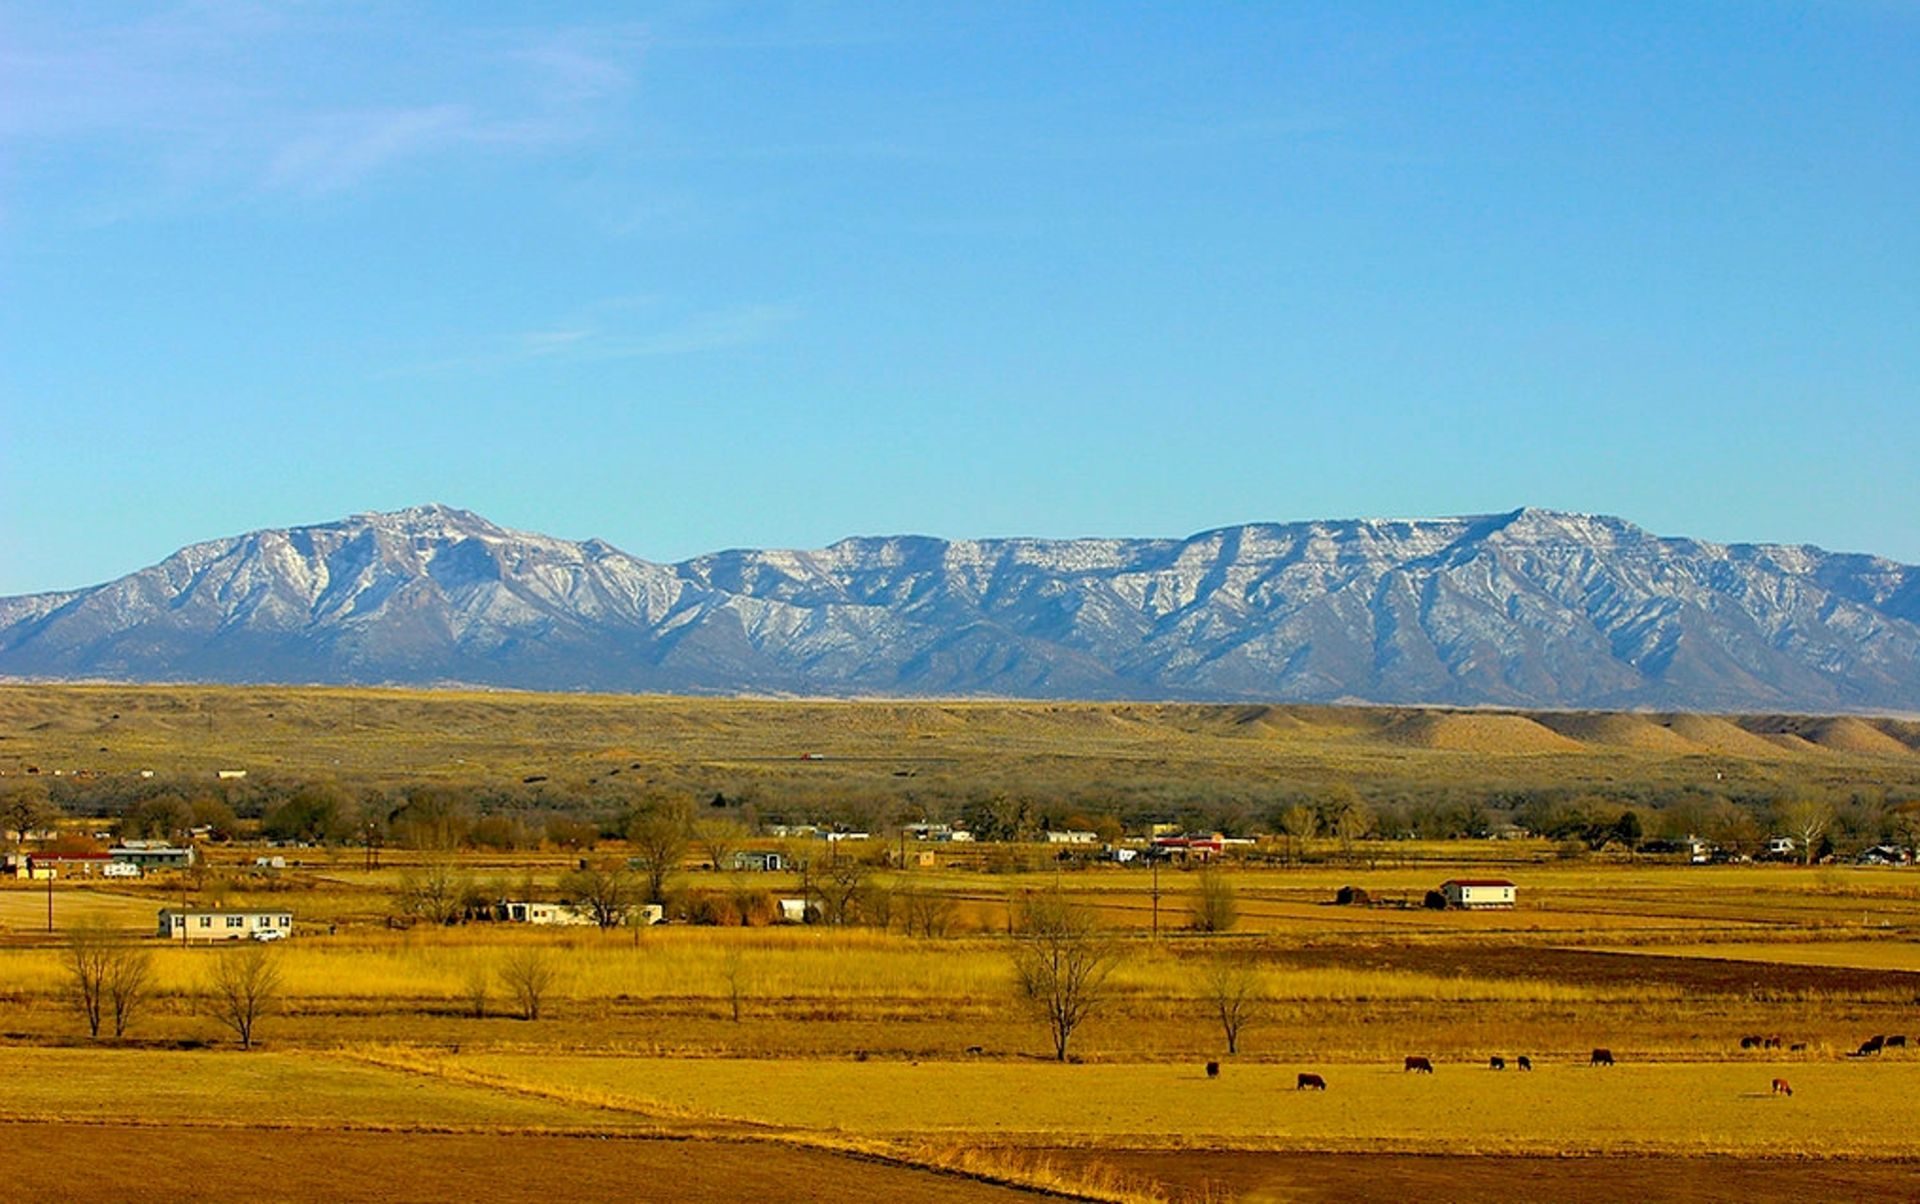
<box><xmin>2</xmin><ymin>1</ymin><xmax>1916</xmax><ymax>595</ymax></box>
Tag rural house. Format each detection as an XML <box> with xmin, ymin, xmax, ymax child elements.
<box><xmin>1440</xmin><ymin>879</ymin><xmax>1517</xmax><ymax>909</ymax></box>
<box><xmin>732</xmin><ymin>851</ymin><xmax>785</xmax><ymax>872</ymax></box>
<box><xmin>159</xmin><ymin>908</ymin><xmax>293</xmax><ymax>941</ymax></box>
<box><xmin>475</xmin><ymin>900</ymin><xmax>664</xmax><ymax>926</ymax></box>
<box><xmin>27</xmin><ymin>852</ymin><xmax>113</xmax><ymax>878</ymax></box>
<box><xmin>110</xmin><ymin>843</ymin><xmax>196</xmax><ymax>871</ymax></box>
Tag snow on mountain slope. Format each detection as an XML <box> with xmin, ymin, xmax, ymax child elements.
<box><xmin>3</xmin><ymin>505</ymin><xmax>1918</xmax><ymax>709</ymax></box>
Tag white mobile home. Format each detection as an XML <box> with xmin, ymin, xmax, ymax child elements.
<box><xmin>159</xmin><ymin>908</ymin><xmax>293</xmax><ymax>941</ymax></box>
<box><xmin>1440</xmin><ymin>879</ymin><xmax>1517</xmax><ymax>909</ymax></box>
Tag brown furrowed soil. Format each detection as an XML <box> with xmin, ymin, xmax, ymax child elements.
<box><xmin>1265</xmin><ymin>942</ymin><xmax>1920</xmax><ymax>999</ymax></box>
<box><xmin>1</xmin><ymin>1122</ymin><xmax>1052</xmax><ymax>1203</ymax></box>
<box><xmin>1047</xmin><ymin>1149</ymin><xmax>1920</xmax><ymax>1204</ymax></box>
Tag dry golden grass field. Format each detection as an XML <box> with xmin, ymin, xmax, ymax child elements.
<box><xmin>6</xmin><ymin>686</ymin><xmax>1920</xmax><ymax>1200</ymax></box>
<box><xmin>4</xmin><ymin>684</ymin><xmax>1918</xmax><ymax>801</ymax></box>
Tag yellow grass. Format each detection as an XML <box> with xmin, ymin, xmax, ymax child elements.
<box><xmin>0</xmin><ymin>1048</ymin><xmax>634</xmax><ymax>1130</ymax></box>
<box><xmin>0</xmin><ymin>925</ymin><xmax>1660</xmax><ymax>1007</ymax></box>
<box><xmin>5</xmin><ymin>685</ymin><xmax>1917</xmax><ymax>799</ymax></box>
<box><xmin>450</xmin><ymin>1054</ymin><xmax>1920</xmax><ymax>1157</ymax></box>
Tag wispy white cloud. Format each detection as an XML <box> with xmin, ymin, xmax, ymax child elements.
<box><xmin>395</xmin><ymin>299</ymin><xmax>800</xmax><ymax>376</ymax></box>
<box><xmin>0</xmin><ymin>8</ymin><xmax>647</xmax><ymax>212</ymax></box>
<box><xmin>260</xmin><ymin>104</ymin><xmax>473</xmax><ymax>196</ymax></box>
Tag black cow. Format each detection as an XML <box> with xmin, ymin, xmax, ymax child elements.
<box><xmin>1590</xmin><ymin>1048</ymin><xmax>1614</xmax><ymax>1067</ymax></box>
<box><xmin>1297</xmin><ymin>1072</ymin><xmax>1327</xmax><ymax>1090</ymax></box>
<box><xmin>1489</xmin><ymin>1056</ymin><xmax>1505</xmax><ymax>1070</ymax></box>
<box><xmin>1517</xmin><ymin>1055</ymin><xmax>1533</xmax><ymax>1071</ymax></box>
<box><xmin>1205</xmin><ymin>1061</ymin><xmax>1220</xmax><ymax>1079</ymax></box>
<box><xmin>1405</xmin><ymin>1056</ymin><xmax>1434</xmax><ymax>1074</ymax></box>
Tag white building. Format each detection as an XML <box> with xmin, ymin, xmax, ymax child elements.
<box><xmin>1440</xmin><ymin>879</ymin><xmax>1517</xmax><ymax>909</ymax></box>
<box><xmin>1044</xmin><ymin>830</ymin><xmax>1098</xmax><ymax>845</ymax></box>
<box><xmin>159</xmin><ymin>908</ymin><xmax>293</xmax><ymax>941</ymax></box>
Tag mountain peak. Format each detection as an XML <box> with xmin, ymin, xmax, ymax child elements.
<box><xmin>2</xmin><ymin>509</ymin><xmax>1917</xmax><ymax>709</ymax></box>
<box><xmin>346</xmin><ymin>503</ymin><xmax>503</xmax><ymax>538</ymax></box>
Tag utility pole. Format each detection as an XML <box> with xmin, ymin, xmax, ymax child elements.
<box><xmin>1150</xmin><ymin>856</ymin><xmax>1160</xmax><ymax>940</ymax></box>
<box><xmin>46</xmin><ymin>866</ymin><xmax>55</xmax><ymax>933</ymax></box>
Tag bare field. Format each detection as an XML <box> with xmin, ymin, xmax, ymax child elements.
<box><xmin>1047</xmin><ymin>1149</ymin><xmax>1920</xmax><ymax>1204</ymax></box>
<box><xmin>0</xmin><ymin>1123</ymin><xmax>1049</xmax><ymax>1204</ymax></box>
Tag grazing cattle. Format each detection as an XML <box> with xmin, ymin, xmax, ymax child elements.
<box><xmin>1855</xmin><ymin>1036</ymin><xmax>1886</xmax><ymax>1057</ymax></box>
<box><xmin>1404</xmin><ymin>1056</ymin><xmax>1434</xmax><ymax>1074</ymax></box>
<box><xmin>1888</xmin><ymin>1035</ymin><xmax>1908</xmax><ymax>1048</ymax></box>
<box><xmin>1772</xmin><ymin>1078</ymin><xmax>1793</xmax><ymax>1097</ymax></box>
<box><xmin>1740</xmin><ymin>1035</ymin><xmax>1762</xmax><ymax>1050</ymax></box>
<box><xmin>1205</xmin><ymin>1061</ymin><xmax>1220</xmax><ymax>1079</ymax></box>
<box><xmin>965</xmin><ymin>1045</ymin><xmax>984</xmax><ymax>1056</ymax></box>
<box><xmin>1764</xmin><ymin>1036</ymin><xmax>1783</xmax><ymax>1049</ymax></box>
<box><xmin>1590</xmin><ymin>1048</ymin><xmax>1614</xmax><ymax>1067</ymax></box>
<box><xmin>1297</xmin><ymin>1072</ymin><xmax>1327</xmax><ymax>1091</ymax></box>
<box><xmin>1489</xmin><ymin>1056</ymin><xmax>1505</xmax><ymax>1070</ymax></box>
<box><xmin>1790</xmin><ymin>1043</ymin><xmax>1807</xmax><ymax>1052</ymax></box>
<box><xmin>1517</xmin><ymin>1055</ymin><xmax>1532</xmax><ymax>1071</ymax></box>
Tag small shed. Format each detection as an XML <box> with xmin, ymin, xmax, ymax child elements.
<box><xmin>1440</xmin><ymin>879</ymin><xmax>1516</xmax><ymax>909</ymax></box>
<box><xmin>732</xmin><ymin>850</ymin><xmax>784</xmax><ymax>873</ymax></box>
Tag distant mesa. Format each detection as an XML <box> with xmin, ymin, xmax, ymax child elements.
<box><xmin>3</xmin><ymin>504</ymin><xmax>1920</xmax><ymax>715</ymax></box>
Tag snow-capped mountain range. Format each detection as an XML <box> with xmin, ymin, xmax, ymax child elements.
<box><xmin>3</xmin><ymin>504</ymin><xmax>1918</xmax><ymax>711</ymax></box>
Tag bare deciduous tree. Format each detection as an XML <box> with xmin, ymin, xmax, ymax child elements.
<box><xmin>462</xmin><ymin>962</ymin><xmax>491</xmax><ymax>1019</ymax></box>
<box><xmin>814</xmin><ymin>850</ymin><xmax>868</xmax><ymax>926</ymax></box>
<box><xmin>626</xmin><ymin>801</ymin><xmax>692</xmax><ymax>905</ymax></box>
<box><xmin>499</xmin><ymin>948</ymin><xmax>558</xmax><ymax>1020</ymax></box>
<box><xmin>1</xmin><ymin>782</ymin><xmax>55</xmax><ymax>849</ymax></box>
<box><xmin>1010</xmin><ymin>891</ymin><xmax>1124</xmax><ymax>1062</ymax></box>
<box><xmin>694</xmin><ymin>818</ymin><xmax>749</xmax><ymax>872</ymax></box>
<box><xmin>1779</xmin><ymin>797</ymin><xmax>1838</xmax><ymax>866</ymax></box>
<box><xmin>559</xmin><ymin>860</ymin><xmax>637</xmax><ymax>929</ymax></box>
<box><xmin>1190</xmin><ymin>868</ymin><xmax>1238</xmax><ymax>933</ymax></box>
<box><xmin>720</xmin><ymin>944</ymin><xmax>747</xmax><ymax>1023</ymax></box>
<box><xmin>64</xmin><ymin>926</ymin><xmax>113</xmax><ymax>1038</ymax></box>
<box><xmin>395</xmin><ymin>858</ymin><xmax>471</xmax><ymax>925</ymax></box>
<box><xmin>1280</xmin><ymin>805</ymin><xmax>1318</xmax><ymax>866</ymax></box>
<box><xmin>1201</xmin><ymin>956</ymin><xmax>1265</xmax><ymax>1055</ymax></box>
<box><xmin>899</xmin><ymin>885</ymin><xmax>958</xmax><ymax>938</ymax></box>
<box><xmin>105</xmin><ymin>943</ymin><xmax>152</xmax><ymax>1038</ymax></box>
<box><xmin>205</xmin><ymin>944</ymin><xmax>282</xmax><ymax>1049</ymax></box>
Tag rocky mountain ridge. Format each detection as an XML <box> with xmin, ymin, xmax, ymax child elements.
<box><xmin>3</xmin><ymin>504</ymin><xmax>1917</xmax><ymax>711</ymax></box>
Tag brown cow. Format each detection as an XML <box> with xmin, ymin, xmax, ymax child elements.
<box><xmin>1297</xmin><ymin>1072</ymin><xmax>1327</xmax><ymax>1090</ymax></box>
<box><xmin>1590</xmin><ymin>1048</ymin><xmax>1614</xmax><ymax>1066</ymax></box>
<box><xmin>1205</xmin><ymin>1061</ymin><xmax>1220</xmax><ymax>1079</ymax></box>
<box><xmin>1772</xmin><ymin>1078</ymin><xmax>1793</xmax><ymax>1097</ymax></box>
<box><xmin>1739</xmin><ymin>1035</ymin><xmax>1763</xmax><ymax>1050</ymax></box>
<box><xmin>1404</xmin><ymin>1056</ymin><xmax>1434</xmax><ymax>1073</ymax></box>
